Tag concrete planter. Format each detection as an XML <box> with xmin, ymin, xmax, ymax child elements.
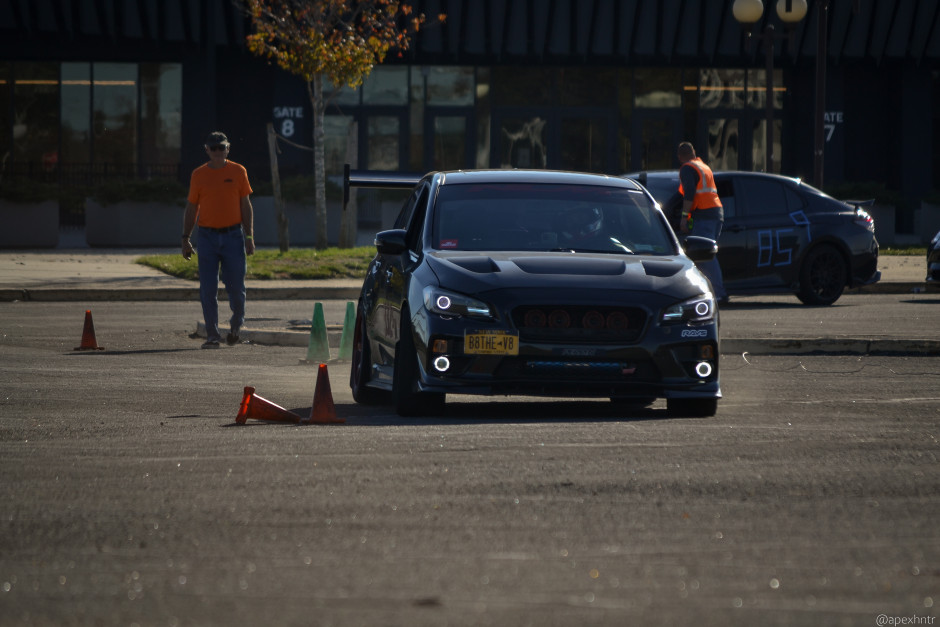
<box><xmin>251</xmin><ymin>196</ymin><xmax>404</xmax><ymax>248</ymax></box>
<box><xmin>868</xmin><ymin>204</ymin><xmax>897</xmax><ymax>246</ymax></box>
<box><xmin>85</xmin><ymin>199</ymin><xmax>184</xmax><ymax>247</ymax></box>
<box><xmin>252</xmin><ymin>196</ymin><xmax>344</xmax><ymax>247</ymax></box>
<box><xmin>914</xmin><ymin>201</ymin><xmax>940</xmax><ymax>243</ymax></box>
<box><xmin>0</xmin><ymin>199</ymin><xmax>59</xmax><ymax>248</ymax></box>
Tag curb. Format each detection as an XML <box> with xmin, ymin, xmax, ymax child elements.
<box><xmin>196</xmin><ymin>321</ymin><xmax>343</xmax><ymax>349</ymax></box>
<box><xmin>720</xmin><ymin>337</ymin><xmax>940</xmax><ymax>356</ymax></box>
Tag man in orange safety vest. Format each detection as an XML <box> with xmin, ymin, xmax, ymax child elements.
<box><xmin>677</xmin><ymin>141</ymin><xmax>727</xmax><ymax>304</ymax></box>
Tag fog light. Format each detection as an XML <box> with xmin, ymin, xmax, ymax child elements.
<box><xmin>695</xmin><ymin>361</ymin><xmax>713</xmax><ymax>378</ymax></box>
<box><xmin>433</xmin><ymin>356</ymin><xmax>451</xmax><ymax>372</ymax></box>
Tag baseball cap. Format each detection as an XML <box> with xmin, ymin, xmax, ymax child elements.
<box><xmin>205</xmin><ymin>131</ymin><xmax>230</xmax><ymax>147</ymax></box>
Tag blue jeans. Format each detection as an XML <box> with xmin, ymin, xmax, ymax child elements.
<box><xmin>196</xmin><ymin>228</ymin><xmax>246</xmax><ymax>342</ymax></box>
<box><xmin>691</xmin><ymin>218</ymin><xmax>727</xmax><ymax>301</ymax></box>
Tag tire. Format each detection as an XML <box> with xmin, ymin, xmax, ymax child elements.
<box><xmin>350</xmin><ymin>309</ymin><xmax>386</xmax><ymax>405</ymax></box>
<box><xmin>796</xmin><ymin>244</ymin><xmax>848</xmax><ymax>306</ymax></box>
<box><xmin>392</xmin><ymin>310</ymin><xmax>445</xmax><ymax>417</ymax></box>
<box><xmin>667</xmin><ymin>397</ymin><xmax>718</xmax><ymax>418</ymax></box>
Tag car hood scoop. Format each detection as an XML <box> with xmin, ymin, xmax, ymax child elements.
<box><xmin>445</xmin><ymin>256</ymin><xmax>502</xmax><ymax>274</ymax></box>
<box><xmin>441</xmin><ymin>254</ymin><xmax>682</xmax><ymax>279</ymax></box>
<box><xmin>509</xmin><ymin>256</ymin><xmax>626</xmax><ymax>276</ymax></box>
<box><xmin>640</xmin><ymin>260</ymin><xmax>683</xmax><ymax>278</ymax></box>
<box><xmin>429</xmin><ymin>251</ymin><xmax>701</xmax><ymax>297</ymax></box>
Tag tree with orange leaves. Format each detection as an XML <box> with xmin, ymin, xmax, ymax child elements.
<box><xmin>243</xmin><ymin>0</ymin><xmax>443</xmax><ymax>248</ymax></box>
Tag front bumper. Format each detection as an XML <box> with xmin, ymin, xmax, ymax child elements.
<box><xmin>411</xmin><ymin>309</ymin><xmax>721</xmax><ymax>401</ymax></box>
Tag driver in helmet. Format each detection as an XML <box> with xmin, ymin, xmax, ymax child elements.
<box><xmin>559</xmin><ymin>206</ymin><xmax>607</xmax><ymax>246</ymax></box>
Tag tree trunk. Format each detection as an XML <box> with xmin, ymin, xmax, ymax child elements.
<box><xmin>339</xmin><ymin>120</ymin><xmax>359</xmax><ymax>248</ymax></box>
<box><xmin>266</xmin><ymin>122</ymin><xmax>290</xmax><ymax>252</ymax></box>
<box><xmin>311</xmin><ymin>75</ymin><xmax>328</xmax><ymax>250</ymax></box>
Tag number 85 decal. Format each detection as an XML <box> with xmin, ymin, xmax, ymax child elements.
<box><xmin>756</xmin><ymin>211</ymin><xmax>811</xmax><ymax>267</ymax></box>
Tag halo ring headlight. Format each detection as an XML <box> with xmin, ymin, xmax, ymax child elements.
<box><xmin>695</xmin><ymin>361</ymin><xmax>713</xmax><ymax>378</ymax></box>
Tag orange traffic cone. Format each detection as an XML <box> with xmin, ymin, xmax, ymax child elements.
<box><xmin>235</xmin><ymin>386</ymin><xmax>302</xmax><ymax>425</ymax></box>
<box><xmin>74</xmin><ymin>310</ymin><xmax>105</xmax><ymax>351</ymax></box>
<box><xmin>304</xmin><ymin>363</ymin><xmax>344</xmax><ymax>424</ymax></box>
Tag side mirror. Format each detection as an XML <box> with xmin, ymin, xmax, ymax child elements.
<box><xmin>374</xmin><ymin>229</ymin><xmax>408</xmax><ymax>255</ymax></box>
<box><xmin>683</xmin><ymin>235</ymin><xmax>718</xmax><ymax>263</ymax></box>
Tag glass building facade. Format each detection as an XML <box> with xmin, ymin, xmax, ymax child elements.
<box><xmin>1</xmin><ymin>0</ymin><xmax>938</xmax><ymax>240</ymax></box>
<box><xmin>2</xmin><ymin>61</ymin><xmax>181</xmax><ymax>184</ymax></box>
<box><xmin>312</xmin><ymin>64</ymin><xmax>787</xmax><ymax>180</ymax></box>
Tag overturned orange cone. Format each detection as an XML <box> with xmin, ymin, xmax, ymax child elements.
<box><xmin>304</xmin><ymin>363</ymin><xmax>344</xmax><ymax>424</ymax></box>
<box><xmin>74</xmin><ymin>310</ymin><xmax>105</xmax><ymax>351</ymax></box>
<box><xmin>236</xmin><ymin>386</ymin><xmax>302</xmax><ymax>425</ymax></box>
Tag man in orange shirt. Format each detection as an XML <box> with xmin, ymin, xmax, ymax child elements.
<box><xmin>182</xmin><ymin>131</ymin><xmax>255</xmax><ymax>348</ymax></box>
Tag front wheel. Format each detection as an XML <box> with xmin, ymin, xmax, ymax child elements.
<box><xmin>796</xmin><ymin>244</ymin><xmax>847</xmax><ymax>306</ymax></box>
<box><xmin>392</xmin><ymin>311</ymin><xmax>445</xmax><ymax>417</ymax></box>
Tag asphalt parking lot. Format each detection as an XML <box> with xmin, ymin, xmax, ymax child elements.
<box><xmin>1</xmin><ymin>296</ymin><xmax>938</xmax><ymax>627</ymax></box>
<box><xmin>0</xmin><ymin>251</ymin><xmax>937</xmax><ymax>626</ymax></box>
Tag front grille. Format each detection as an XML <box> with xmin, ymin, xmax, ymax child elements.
<box><xmin>511</xmin><ymin>305</ymin><xmax>647</xmax><ymax>343</ymax></box>
<box><xmin>525</xmin><ymin>360</ymin><xmax>636</xmax><ymax>379</ymax></box>
<box><xmin>495</xmin><ymin>357</ymin><xmax>659</xmax><ymax>382</ymax></box>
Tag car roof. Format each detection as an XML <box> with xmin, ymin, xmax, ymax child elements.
<box><xmin>434</xmin><ymin>169</ymin><xmax>646</xmax><ymax>191</ymax></box>
<box><xmin>627</xmin><ymin>170</ymin><xmax>803</xmax><ymax>186</ymax></box>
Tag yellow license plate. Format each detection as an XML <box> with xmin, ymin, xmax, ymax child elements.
<box><xmin>464</xmin><ymin>330</ymin><xmax>519</xmax><ymax>355</ymax></box>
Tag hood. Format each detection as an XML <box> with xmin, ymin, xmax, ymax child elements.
<box><xmin>426</xmin><ymin>251</ymin><xmax>710</xmax><ymax>299</ymax></box>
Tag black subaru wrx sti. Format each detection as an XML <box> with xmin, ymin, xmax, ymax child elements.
<box><xmin>348</xmin><ymin>169</ymin><xmax>721</xmax><ymax>417</ymax></box>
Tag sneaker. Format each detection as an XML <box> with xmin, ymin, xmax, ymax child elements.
<box><xmin>201</xmin><ymin>339</ymin><xmax>221</xmax><ymax>349</ymax></box>
<box><xmin>226</xmin><ymin>329</ymin><xmax>240</xmax><ymax>345</ymax></box>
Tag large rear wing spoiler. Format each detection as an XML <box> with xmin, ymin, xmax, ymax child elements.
<box><xmin>843</xmin><ymin>198</ymin><xmax>875</xmax><ymax>210</ymax></box>
<box><xmin>342</xmin><ymin>164</ymin><xmax>424</xmax><ymax>211</ymax></box>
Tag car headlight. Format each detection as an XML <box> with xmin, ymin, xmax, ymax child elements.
<box><xmin>423</xmin><ymin>286</ymin><xmax>493</xmax><ymax>319</ymax></box>
<box><xmin>661</xmin><ymin>293</ymin><xmax>715</xmax><ymax>325</ymax></box>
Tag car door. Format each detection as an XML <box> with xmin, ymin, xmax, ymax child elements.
<box><xmin>369</xmin><ymin>185</ymin><xmax>421</xmax><ymax>368</ymax></box>
<box><xmin>713</xmin><ymin>176</ymin><xmax>747</xmax><ymax>282</ymax></box>
<box><xmin>370</xmin><ymin>182</ymin><xmax>431</xmax><ymax>381</ymax></box>
<box><xmin>731</xmin><ymin>175</ymin><xmax>810</xmax><ymax>289</ymax></box>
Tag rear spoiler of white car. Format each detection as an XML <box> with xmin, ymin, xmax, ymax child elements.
<box><xmin>342</xmin><ymin>164</ymin><xmax>423</xmax><ymax>212</ymax></box>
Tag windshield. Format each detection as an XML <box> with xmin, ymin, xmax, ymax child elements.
<box><xmin>431</xmin><ymin>183</ymin><xmax>676</xmax><ymax>255</ymax></box>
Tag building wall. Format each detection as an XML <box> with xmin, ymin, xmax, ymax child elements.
<box><xmin>2</xmin><ymin>0</ymin><xmax>939</xmax><ymax>236</ymax></box>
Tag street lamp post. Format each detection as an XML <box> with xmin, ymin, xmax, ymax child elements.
<box><xmin>733</xmin><ymin>0</ymin><xmax>808</xmax><ymax>174</ymax></box>
<box><xmin>814</xmin><ymin>0</ymin><xmax>829</xmax><ymax>189</ymax></box>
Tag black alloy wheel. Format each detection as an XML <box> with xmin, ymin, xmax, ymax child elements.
<box><xmin>796</xmin><ymin>244</ymin><xmax>848</xmax><ymax>306</ymax></box>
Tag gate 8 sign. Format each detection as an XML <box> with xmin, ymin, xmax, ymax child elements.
<box><xmin>273</xmin><ymin>106</ymin><xmax>304</xmax><ymax>138</ymax></box>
